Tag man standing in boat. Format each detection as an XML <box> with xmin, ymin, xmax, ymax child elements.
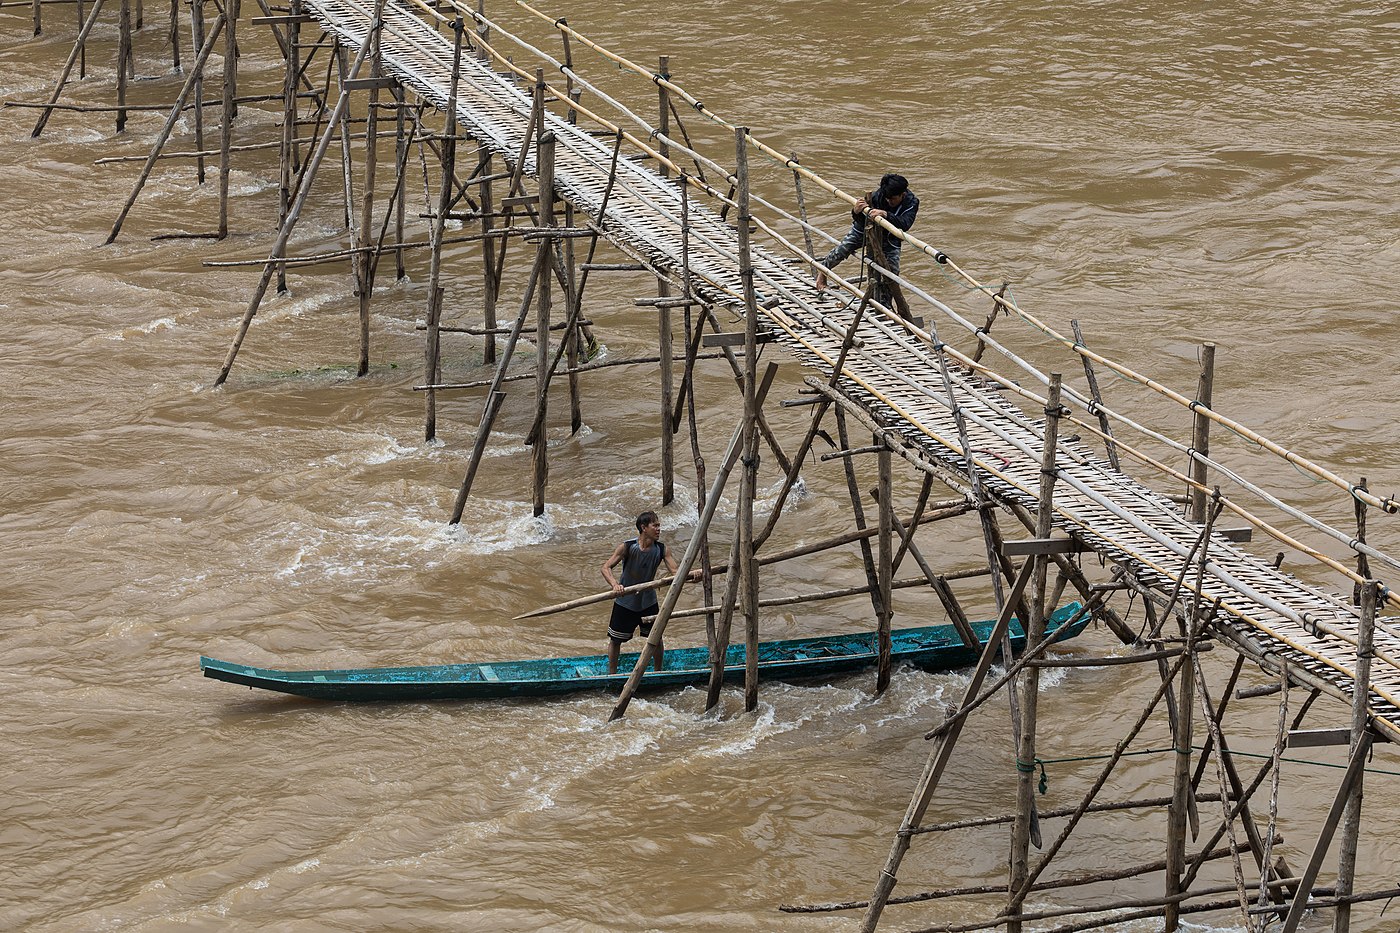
<box><xmin>602</xmin><ymin>511</ymin><xmax>682</xmax><ymax>675</ymax></box>
<box><xmin>814</xmin><ymin>173</ymin><xmax>918</xmax><ymax>302</ymax></box>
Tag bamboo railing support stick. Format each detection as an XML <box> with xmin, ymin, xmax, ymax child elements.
<box><xmin>1069</xmin><ymin>319</ymin><xmax>1119</xmax><ymax>471</ymax></box>
<box><xmin>876</xmin><ymin>438</ymin><xmax>893</xmax><ymax>693</ymax></box>
<box><xmin>790</xmin><ymin>150</ymin><xmax>815</xmax><ymax>260</ymax></box>
<box><xmin>611</xmin><ymin>364</ymin><xmax>778</xmax><ymax>722</ymax></box>
<box><xmin>1188</xmin><ymin>342</ymin><xmax>1215</xmax><ymax>523</ymax></box>
<box><xmin>31</xmin><ymin>0</ymin><xmax>109</xmax><ymax>137</ymax></box>
<box><xmin>105</xmin><ymin>10</ymin><xmax>226</xmax><ymax>244</ymax></box>
<box><xmin>423</xmin><ymin>18</ymin><xmax>464</xmax><ymax>440</ymax></box>
<box><xmin>1352</xmin><ymin>478</ymin><xmax>1370</xmax><ymax>606</ymax></box>
<box><xmin>214</xmin><ymin>34</ymin><xmax>373</xmax><ymax>386</ymax></box>
<box><xmin>532</xmin><ymin>126</ymin><xmax>556</xmax><ymax>518</ymax></box>
<box><xmin>860</xmin><ymin>561</ymin><xmax>1037</xmax><ymax>932</ymax></box>
<box><xmin>1333</xmin><ymin>580</ymin><xmax>1376</xmax><ymax>933</ymax></box>
<box><xmin>1008</xmin><ymin>374</ymin><xmax>1061</xmax><ymax>932</ymax></box>
<box><xmin>217</xmin><ymin>0</ymin><xmax>238</xmax><ymax>238</ymax></box>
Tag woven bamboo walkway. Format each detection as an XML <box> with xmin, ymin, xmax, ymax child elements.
<box><xmin>309</xmin><ymin>0</ymin><xmax>1400</xmax><ymax>740</ymax></box>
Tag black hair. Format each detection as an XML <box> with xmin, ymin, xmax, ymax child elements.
<box><xmin>635</xmin><ymin>510</ymin><xmax>659</xmax><ymax>531</ymax></box>
<box><xmin>879</xmin><ymin>173</ymin><xmax>909</xmax><ymax>199</ymax></box>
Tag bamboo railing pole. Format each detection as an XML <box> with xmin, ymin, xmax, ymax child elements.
<box><xmin>610</xmin><ymin>364</ymin><xmax>778</xmax><ymax>723</ymax></box>
<box><xmin>1069</xmin><ymin>319</ymin><xmax>1119</xmax><ymax>471</ymax></box>
<box><xmin>1188</xmin><ymin>343</ymin><xmax>1216</xmax><ymax>523</ymax></box>
<box><xmin>860</xmin><ymin>561</ymin><xmax>1037</xmax><ymax>932</ymax></box>
<box><xmin>1352</xmin><ymin>478</ymin><xmax>1370</xmax><ymax>606</ymax></box>
<box><xmin>105</xmin><ymin>10</ymin><xmax>225</xmax><ymax>244</ymax></box>
<box><xmin>116</xmin><ymin>0</ymin><xmax>131</xmax><ymax>133</ymax></box>
<box><xmin>532</xmin><ymin>119</ymin><xmax>555</xmax><ymax>518</ymax></box>
<box><xmin>216</xmin><ymin>0</ymin><xmax>238</xmax><ymax>238</ymax></box>
<box><xmin>1008</xmin><ymin>373</ymin><xmax>1061</xmax><ymax>933</ymax></box>
<box><xmin>355</xmin><ymin>0</ymin><xmax>385</xmax><ymax>377</ymax></box>
<box><xmin>215</xmin><ymin>35</ymin><xmax>373</xmax><ymax>386</ymax></box>
<box><xmin>790</xmin><ymin>150</ymin><xmax>816</xmax><ymax>260</ymax></box>
<box><xmin>190</xmin><ymin>0</ymin><xmax>206</xmax><ymax>182</ymax></box>
<box><xmin>876</xmin><ymin>439</ymin><xmax>893</xmax><ymax>693</ymax></box>
<box><xmin>655</xmin><ymin>54</ymin><xmax>675</xmax><ymax>505</ymax></box>
<box><xmin>31</xmin><ymin>0</ymin><xmax>108</xmax><ymax>137</ymax></box>
<box><xmin>1333</xmin><ymin>579</ymin><xmax>1377</xmax><ymax>933</ymax></box>
<box><xmin>423</xmin><ymin>18</ymin><xmax>464</xmax><ymax>441</ymax></box>
<box><xmin>735</xmin><ymin>126</ymin><xmax>762</xmax><ymax>713</ymax></box>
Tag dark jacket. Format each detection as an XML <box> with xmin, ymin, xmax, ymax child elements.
<box><xmin>852</xmin><ymin>188</ymin><xmax>919</xmax><ymax>242</ymax></box>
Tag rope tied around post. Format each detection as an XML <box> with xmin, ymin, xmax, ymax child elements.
<box><xmin>1015</xmin><ymin>757</ymin><xmax>1049</xmax><ymax>795</ymax></box>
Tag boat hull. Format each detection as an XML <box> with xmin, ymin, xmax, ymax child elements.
<box><xmin>200</xmin><ymin>603</ymin><xmax>1086</xmax><ymax>701</ymax></box>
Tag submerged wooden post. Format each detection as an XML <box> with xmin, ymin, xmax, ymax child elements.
<box><xmin>167</xmin><ymin>0</ymin><xmax>180</xmax><ymax>71</ymax></box>
<box><xmin>1007</xmin><ymin>373</ymin><xmax>1061</xmax><ymax>933</ymax></box>
<box><xmin>1334</xmin><ymin>580</ymin><xmax>1377</xmax><ymax>933</ymax></box>
<box><xmin>532</xmin><ymin>125</ymin><xmax>556</xmax><ymax>518</ymax></box>
<box><xmin>1188</xmin><ymin>342</ymin><xmax>1215</xmax><ymax>522</ymax></box>
<box><xmin>190</xmin><ymin>0</ymin><xmax>207</xmax><ymax>183</ymax></box>
<box><xmin>478</xmin><ymin>146</ymin><xmax>499</xmax><ymax>363</ymax></box>
<box><xmin>275</xmin><ymin>0</ymin><xmax>300</xmax><ymax>293</ymax></box>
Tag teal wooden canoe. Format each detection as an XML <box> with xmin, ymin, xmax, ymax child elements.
<box><xmin>200</xmin><ymin>602</ymin><xmax>1087</xmax><ymax>701</ymax></box>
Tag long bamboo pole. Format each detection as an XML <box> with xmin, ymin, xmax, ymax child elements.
<box><xmin>31</xmin><ymin>0</ymin><xmax>109</xmax><ymax>137</ymax></box>
<box><xmin>532</xmin><ymin>125</ymin><xmax>555</xmax><ymax>518</ymax></box>
<box><xmin>1333</xmin><ymin>579</ymin><xmax>1377</xmax><ymax>933</ymax></box>
<box><xmin>355</xmin><ymin>0</ymin><xmax>386</xmax><ymax>377</ymax></box>
<box><xmin>423</xmin><ymin>18</ymin><xmax>465</xmax><ymax>441</ymax></box>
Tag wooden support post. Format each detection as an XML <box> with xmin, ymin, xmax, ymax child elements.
<box><xmin>75</xmin><ymin>0</ymin><xmax>86</xmax><ymax>78</ymax></box>
<box><xmin>217</xmin><ymin>0</ymin><xmax>239</xmax><ymax>238</ymax></box>
<box><xmin>190</xmin><ymin>0</ymin><xmax>207</xmax><ymax>183</ymax></box>
<box><xmin>335</xmin><ymin>44</ymin><xmax>356</xmax><ymax>231</ymax></box>
<box><xmin>168</xmin><ymin>0</ymin><xmax>180</xmax><ymax>71</ymax></box>
<box><xmin>478</xmin><ymin>147</ymin><xmax>499</xmax><ymax>363</ymax></box>
<box><xmin>393</xmin><ymin>84</ymin><xmax>407</xmax><ymax>280</ymax></box>
<box><xmin>876</xmin><ymin>438</ymin><xmax>893</xmax><ymax>693</ymax></box>
<box><xmin>734</xmin><ymin>126</ymin><xmax>762</xmax><ymax>713</ymax></box>
<box><xmin>1165</xmin><ymin>611</ymin><xmax>1197</xmax><ymax>930</ymax></box>
<box><xmin>1333</xmin><ymin>580</ymin><xmax>1377</xmax><ymax>933</ymax></box>
<box><xmin>274</xmin><ymin>0</ymin><xmax>299</xmax><ymax>293</ymax></box>
<box><xmin>117</xmin><ymin>0</ymin><xmax>131</xmax><ymax>133</ymax></box>
<box><xmin>31</xmin><ymin>0</ymin><xmax>39</xmax><ymax>35</ymax></box>
<box><xmin>1008</xmin><ymin>374</ymin><xmax>1061</xmax><ymax>933</ymax></box>
<box><xmin>532</xmin><ymin>124</ymin><xmax>556</xmax><ymax>518</ymax></box>
<box><xmin>1070</xmin><ymin>319</ymin><xmax>1120</xmax><ymax>471</ymax></box>
<box><xmin>423</xmin><ymin>19</ymin><xmax>463</xmax><ymax>440</ymax></box>
<box><xmin>355</xmin><ymin>0</ymin><xmax>385</xmax><ymax>377</ymax></box>
<box><xmin>834</xmin><ymin>406</ymin><xmax>884</xmax><ymax>627</ymax></box>
<box><xmin>105</xmin><ymin>10</ymin><xmax>227</xmax><ymax>244</ymax></box>
<box><xmin>1352</xmin><ymin>478</ymin><xmax>1370</xmax><ymax>606</ymax></box>
<box><xmin>656</xmin><ymin>55</ymin><xmax>675</xmax><ymax>505</ymax></box>
<box><xmin>1188</xmin><ymin>342</ymin><xmax>1215</xmax><ymax>522</ymax></box>
<box><xmin>31</xmin><ymin>0</ymin><xmax>109</xmax><ymax>137</ymax></box>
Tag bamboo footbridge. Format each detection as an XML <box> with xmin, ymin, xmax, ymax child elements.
<box><xmin>10</xmin><ymin>0</ymin><xmax>1400</xmax><ymax>928</ymax></box>
<box><xmin>299</xmin><ymin>0</ymin><xmax>1400</xmax><ymax>739</ymax></box>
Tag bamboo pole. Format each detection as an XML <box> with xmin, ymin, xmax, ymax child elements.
<box><xmin>190</xmin><ymin>0</ymin><xmax>207</xmax><ymax>182</ymax></box>
<box><xmin>532</xmin><ymin>99</ymin><xmax>555</xmax><ymax>519</ymax></box>
<box><xmin>116</xmin><ymin>0</ymin><xmax>131</xmax><ymax>133</ymax></box>
<box><xmin>393</xmin><ymin>83</ymin><xmax>407</xmax><ymax>280</ymax></box>
<box><xmin>735</xmin><ymin>126</ymin><xmax>762</xmax><ymax>713</ymax></box>
<box><xmin>217</xmin><ymin>0</ymin><xmax>238</xmax><ymax>238</ymax></box>
<box><xmin>1188</xmin><ymin>342</ymin><xmax>1215</xmax><ymax>523</ymax></box>
<box><xmin>105</xmin><ymin>10</ymin><xmax>226</xmax><ymax>244</ymax></box>
<box><xmin>423</xmin><ymin>18</ymin><xmax>464</xmax><ymax>441</ymax></box>
<box><xmin>669</xmin><ymin>570</ymin><xmax>988</xmax><ymax>620</ymax></box>
<box><xmin>275</xmin><ymin>0</ymin><xmax>300</xmax><ymax>293</ymax></box>
<box><xmin>478</xmin><ymin>146</ymin><xmax>499</xmax><ymax>363</ymax></box>
<box><xmin>215</xmin><ymin>35</ymin><xmax>373</xmax><ymax>386</ymax></box>
<box><xmin>30</xmin><ymin>0</ymin><xmax>108</xmax><ymax>137</ymax></box>
<box><xmin>876</xmin><ymin>438</ymin><xmax>893</xmax><ymax>693</ymax></box>
<box><xmin>1007</xmin><ymin>373</ymin><xmax>1060</xmax><ymax>933</ymax></box>
<box><xmin>1352</xmin><ymin>478</ymin><xmax>1370</xmax><ymax>606</ymax></box>
<box><xmin>355</xmin><ymin>0</ymin><xmax>386</xmax><ymax>377</ymax></box>
<box><xmin>1333</xmin><ymin>580</ymin><xmax>1376</xmax><ymax>933</ymax></box>
<box><xmin>167</xmin><ymin>0</ymin><xmax>179</xmax><ymax>72</ymax></box>
<box><xmin>835</xmin><ymin>406</ymin><xmax>883</xmax><ymax>628</ymax></box>
<box><xmin>656</xmin><ymin>54</ymin><xmax>675</xmax><ymax>505</ymax></box>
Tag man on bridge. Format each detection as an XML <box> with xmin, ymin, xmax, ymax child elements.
<box><xmin>815</xmin><ymin>173</ymin><xmax>919</xmax><ymax>303</ymax></box>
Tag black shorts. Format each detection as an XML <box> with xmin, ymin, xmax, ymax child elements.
<box><xmin>608</xmin><ymin>602</ymin><xmax>658</xmax><ymax>642</ymax></box>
